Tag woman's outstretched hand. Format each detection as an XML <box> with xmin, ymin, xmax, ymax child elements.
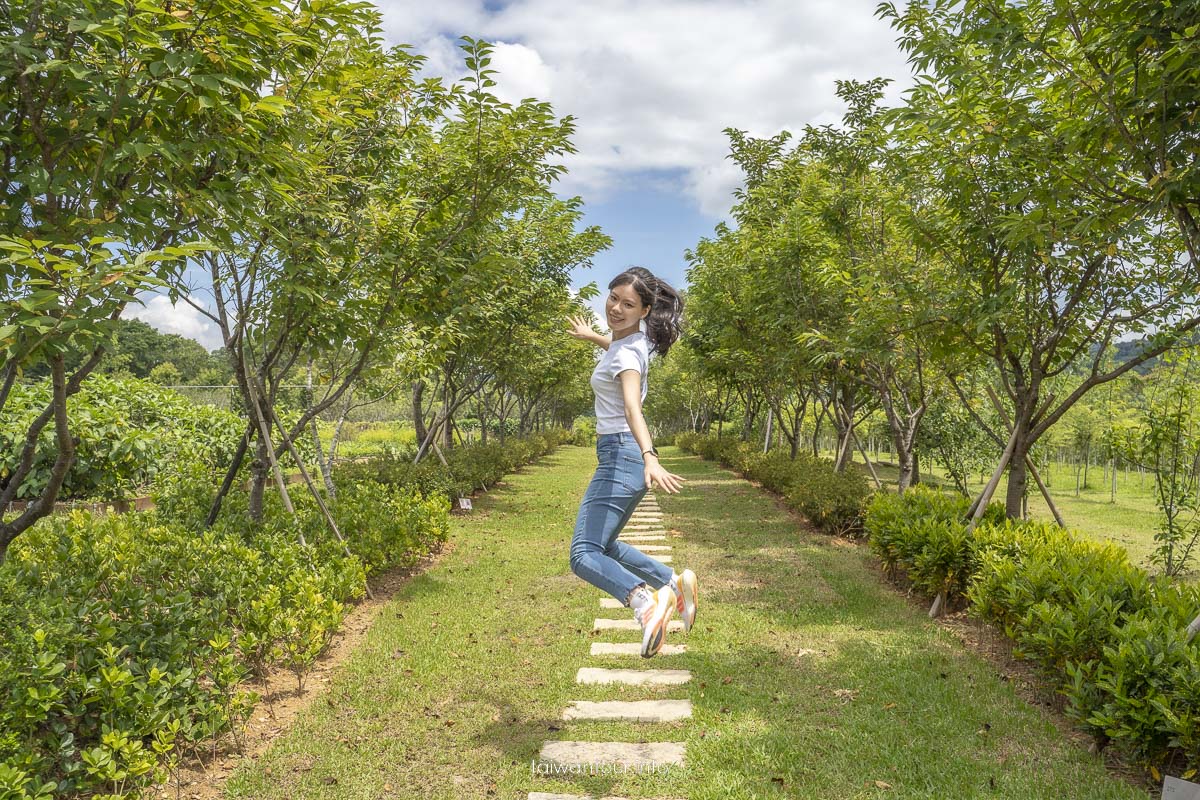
<box><xmin>567</xmin><ymin>314</ymin><xmax>595</xmax><ymax>340</ymax></box>
<box><xmin>644</xmin><ymin>457</ymin><xmax>685</xmax><ymax>494</ymax></box>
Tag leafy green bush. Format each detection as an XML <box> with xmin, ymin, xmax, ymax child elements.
<box><xmin>1</xmin><ymin>375</ymin><xmax>244</xmax><ymax>502</ymax></box>
<box><xmin>865</xmin><ymin>487</ymin><xmax>1005</xmax><ymax>601</ymax></box>
<box><xmin>335</xmin><ymin>456</ymin><xmax>457</xmax><ymax>507</ymax></box>
<box><xmin>865</xmin><ymin>487</ymin><xmax>1200</xmax><ymax>775</ymax></box>
<box><xmin>0</xmin><ymin>484</ymin><xmax>441</xmax><ymax>795</ymax></box>
<box><xmin>1068</xmin><ymin>594</ymin><xmax>1200</xmax><ymax>770</ymax></box>
<box><xmin>678</xmin><ymin>434</ymin><xmax>872</xmax><ymax>536</ymax></box>
<box><xmin>326</xmin><ymin>480</ymin><xmax>449</xmax><ymax>576</ymax></box>
<box><xmin>785</xmin><ymin>464</ymin><xmax>871</xmax><ymax>538</ymax></box>
<box><xmin>334</xmin><ymin>429</ymin><xmax>570</xmax><ymax>506</ymax></box>
<box><xmin>738</xmin><ymin>450</ymin><xmax>803</xmax><ymax>493</ymax></box>
<box><xmin>1</xmin><ymin>428</ymin><xmax>565</xmax><ymax>797</ymax></box>
<box><xmin>570</xmin><ymin>417</ymin><xmax>597</xmax><ymax>447</ymax></box>
<box><xmin>673</xmin><ymin>431</ymin><xmax>701</xmax><ymax>452</ymax></box>
<box><xmin>0</xmin><ymin>512</ymin><xmax>267</xmax><ymax>797</ymax></box>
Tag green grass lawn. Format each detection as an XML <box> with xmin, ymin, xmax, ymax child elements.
<box><xmin>222</xmin><ymin>445</ymin><xmax>1152</xmax><ymax>799</ymax></box>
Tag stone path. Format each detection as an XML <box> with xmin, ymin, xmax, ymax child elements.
<box><xmin>531</xmin><ymin>494</ymin><xmax>689</xmax><ymax>799</ymax></box>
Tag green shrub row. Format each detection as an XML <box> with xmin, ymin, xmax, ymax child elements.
<box><xmin>0</xmin><ymin>430</ymin><xmax>566</xmax><ymax>799</ymax></box>
<box><xmin>1</xmin><ymin>376</ymin><xmax>246</xmax><ymax>503</ymax></box>
<box><xmin>865</xmin><ymin>486</ymin><xmax>1200</xmax><ymax>776</ymax></box>
<box><xmin>570</xmin><ymin>417</ymin><xmax>597</xmax><ymax>447</ymax></box>
<box><xmin>675</xmin><ymin>432</ymin><xmax>872</xmax><ymax>536</ymax></box>
<box><xmin>331</xmin><ymin>428</ymin><xmax>571</xmax><ymax>505</ymax></box>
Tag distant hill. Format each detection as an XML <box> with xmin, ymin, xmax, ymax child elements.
<box><xmin>24</xmin><ymin>319</ymin><xmax>231</xmax><ymax>385</ymax></box>
<box><xmin>1108</xmin><ymin>333</ymin><xmax>1200</xmax><ymax>375</ymax></box>
<box><xmin>1112</xmin><ymin>338</ymin><xmax>1158</xmax><ymax>375</ymax></box>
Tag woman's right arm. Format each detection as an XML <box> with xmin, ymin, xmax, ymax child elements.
<box><xmin>568</xmin><ymin>314</ymin><xmax>611</xmax><ymax>350</ymax></box>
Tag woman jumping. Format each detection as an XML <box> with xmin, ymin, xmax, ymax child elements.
<box><xmin>567</xmin><ymin>266</ymin><xmax>698</xmax><ymax>658</ymax></box>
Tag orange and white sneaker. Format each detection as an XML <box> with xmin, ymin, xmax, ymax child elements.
<box><xmin>635</xmin><ymin>585</ymin><xmax>677</xmax><ymax>658</ymax></box>
<box><xmin>673</xmin><ymin>569</ymin><xmax>698</xmax><ymax>633</ymax></box>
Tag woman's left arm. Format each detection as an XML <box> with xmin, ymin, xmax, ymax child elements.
<box><xmin>618</xmin><ymin>369</ymin><xmax>686</xmax><ymax>494</ymax></box>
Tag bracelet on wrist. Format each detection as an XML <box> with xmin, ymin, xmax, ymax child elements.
<box><xmin>643</xmin><ymin>448</ymin><xmax>659</xmax><ymax>458</ymax></box>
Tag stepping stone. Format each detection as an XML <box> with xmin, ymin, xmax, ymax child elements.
<box><xmin>591</xmin><ymin>642</ymin><xmax>686</xmax><ymax>656</ymax></box>
<box><xmin>630</xmin><ymin>544</ymin><xmax>672</xmax><ymax>552</ymax></box>
<box><xmin>620</xmin><ymin>534</ymin><xmax>667</xmax><ymax>541</ymax></box>
<box><xmin>624</xmin><ymin>525</ymin><xmax>665</xmax><ymax>531</ymax></box>
<box><xmin>539</xmin><ymin>740</ymin><xmax>686</xmax><ymax>768</ymax></box>
<box><xmin>593</xmin><ymin>618</ymin><xmax>684</xmax><ymax>632</ymax></box>
<box><xmin>528</xmin><ymin>795</ymin><xmax>686</xmax><ymax>800</ymax></box>
<box><xmin>658</xmin><ymin>555</ymin><xmax>673</xmax><ymax>563</ymax></box>
<box><xmin>563</xmin><ymin>699</ymin><xmax>692</xmax><ymax>722</ymax></box>
<box><xmin>576</xmin><ymin>667</ymin><xmax>691</xmax><ymax>685</ymax></box>
<box><xmin>599</xmin><ymin>597</ymin><xmax>625</xmax><ymax>609</ymax></box>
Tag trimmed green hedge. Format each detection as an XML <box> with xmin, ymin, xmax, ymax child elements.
<box><xmin>0</xmin><ymin>430</ymin><xmax>567</xmax><ymax>799</ymax></box>
<box><xmin>676</xmin><ymin>432</ymin><xmax>872</xmax><ymax>537</ymax></box>
<box><xmin>1</xmin><ymin>376</ymin><xmax>245</xmax><ymax>502</ymax></box>
<box><xmin>331</xmin><ymin>428</ymin><xmax>570</xmax><ymax>506</ymax></box>
<box><xmin>865</xmin><ymin>486</ymin><xmax>1200</xmax><ymax>776</ymax></box>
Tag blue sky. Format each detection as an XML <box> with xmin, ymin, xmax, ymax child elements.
<box><xmin>129</xmin><ymin>0</ymin><xmax>914</xmax><ymax>346</ymax></box>
<box><xmin>579</xmin><ymin>171</ymin><xmax>713</xmax><ymax>303</ymax></box>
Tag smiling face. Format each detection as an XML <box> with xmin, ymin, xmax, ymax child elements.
<box><xmin>606</xmin><ymin>282</ymin><xmax>648</xmax><ymax>338</ymax></box>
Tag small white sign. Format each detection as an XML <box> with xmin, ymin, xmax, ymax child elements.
<box><xmin>458</xmin><ymin>497</ymin><xmax>473</xmax><ymax>511</ymax></box>
<box><xmin>1164</xmin><ymin>776</ymin><xmax>1200</xmax><ymax>800</ymax></box>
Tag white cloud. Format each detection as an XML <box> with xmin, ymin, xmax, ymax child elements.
<box><xmin>376</xmin><ymin>0</ymin><xmax>487</xmax><ymax>44</ymax></box>
<box><xmin>488</xmin><ymin>41</ymin><xmax>553</xmax><ymax>106</ymax></box>
<box><xmin>123</xmin><ymin>294</ymin><xmax>224</xmax><ymax>352</ymax></box>
<box><xmin>376</xmin><ymin>0</ymin><xmax>914</xmax><ymax>216</ymax></box>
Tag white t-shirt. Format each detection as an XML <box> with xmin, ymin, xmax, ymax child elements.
<box><xmin>590</xmin><ymin>331</ymin><xmax>651</xmax><ymax>434</ymax></box>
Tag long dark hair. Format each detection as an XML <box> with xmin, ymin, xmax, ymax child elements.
<box><xmin>609</xmin><ymin>267</ymin><xmax>684</xmax><ymax>356</ymax></box>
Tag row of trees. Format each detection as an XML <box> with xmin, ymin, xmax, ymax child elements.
<box><xmin>1</xmin><ymin>0</ymin><xmax>604</xmax><ymax>559</ymax></box>
<box><xmin>674</xmin><ymin>1</ymin><xmax>1200</xmax><ymax>564</ymax></box>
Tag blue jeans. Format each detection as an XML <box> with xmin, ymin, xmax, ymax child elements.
<box><xmin>569</xmin><ymin>431</ymin><xmax>674</xmax><ymax>605</ymax></box>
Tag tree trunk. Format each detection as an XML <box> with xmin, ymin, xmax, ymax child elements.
<box><xmin>248</xmin><ymin>435</ymin><xmax>269</xmax><ymax>522</ymax></box>
<box><xmin>812</xmin><ymin>392</ymin><xmax>829</xmax><ymax>458</ymax></box>
<box><xmin>830</xmin><ymin>385</ymin><xmax>855</xmax><ymax>473</ymax></box>
<box><xmin>412</xmin><ymin>380</ymin><xmax>427</xmax><ymax>447</ymax></box>
<box><xmin>1082</xmin><ymin>440</ymin><xmax>1090</xmax><ymax>490</ymax></box>
<box><xmin>894</xmin><ymin>441</ymin><xmax>915</xmax><ymax>492</ymax></box>
<box><xmin>479</xmin><ymin>395</ymin><xmax>489</xmax><ymax>445</ymax></box>
<box><xmin>1005</xmin><ymin>441</ymin><xmax>1030</xmax><ymax>519</ymax></box>
<box><xmin>306</xmin><ymin>360</ymin><xmax>338</xmax><ymax>499</ymax></box>
<box><xmin>0</xmin><ymin>355</ymin><xmax>80</xmax><ymax>563</ymax></box>
<box><xmin>441</xmin><ymin>379</ymin><xmax>453</xmax><ymax>450</ymax></box>
<box><xmin>740</xmin><ymin>389</ymin><xmax>757</xmax><ymax>442</ymax></box>
<box><xmin>206</xmin><ymin>423</ymin><xmax>253</xmax><ymax>527</ymax></box>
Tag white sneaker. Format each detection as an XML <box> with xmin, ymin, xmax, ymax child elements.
<box><xmin>635</xmin><ymin>585</ymin><xmax>677</xmax><ymax>658</ymax></box>
<box><xmin>673</xmin><ymin>569</ymin><xmax>698</xmax><ymax>633</ymax></box>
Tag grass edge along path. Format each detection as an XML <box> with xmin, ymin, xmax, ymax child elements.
<box><xmin>219</xmin><ymin>445</ymin><xmax>1151</xmax><ymax>799</ymax></box>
